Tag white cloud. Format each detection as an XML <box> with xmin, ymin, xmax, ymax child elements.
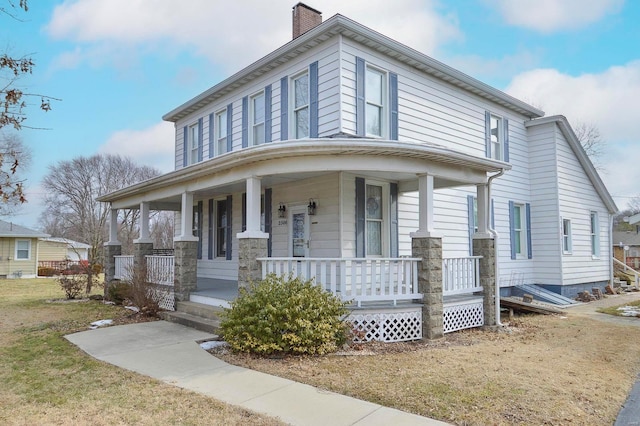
<box><xmin>505</xmin><ymin>61</ymin><xmax>640</xmax><ymax>210</ymax></box>
<box><xmin>45</xmin><ymin>0</ymin><xmax>462</xmax><ymax>72</ymax></box>
<box><xmin>444</xmin><ymin>48</ymin><xmax>541</xmax><ymax>84</ymax></box>
<box><xmin>98</xmin><ymin>121</ymin><xmax>175</xmax><ymax>173</ymax></box>
<box><xmin>485</xmin><ymin>0</ymin><xmax>623</xmax><ymax>33</ymax></box>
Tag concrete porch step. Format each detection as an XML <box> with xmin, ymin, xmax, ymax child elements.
<box><xmin>176</xmin><ymin>301</ymin><xmax>226</xmax><ymax>320</ymax></box>
<box><xmin>159</xmin><ymin>310</ymin><xmax>222</xmax><ymax>335</ymax></box>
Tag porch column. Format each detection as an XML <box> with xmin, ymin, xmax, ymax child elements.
<box><xmin>412</xmin><ymin>236</ymin><xmax>443</xmax><ymax>340</ymax></box>
<box><xmin>237</xmin><ymin>176</ymin><xmax>269</xmax><ymax>290</ymax></box>
<box><xmin>174</xmin><ymin>192</ymin><xmax>199</xmax><ymax>301</ymax></box>
<box><xmin>103</xmin><ymin>207</ymin><xmax>121</xmax><ymax>296</ymax></box>
<box><xmin>411</xmin><ymin>174</ymin><xmax>437</xmax><ymax>238</ymax></box>
<box><xmin>473</xmin><ymin>237</ymin><xmax>497</xmax><ymax>326</ymax></box>
<box><xmin>136</xmin><ymin>202</ymin><xmax>152</xmax><ymax>243</ymax></box>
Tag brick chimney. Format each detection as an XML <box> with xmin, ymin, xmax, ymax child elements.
<box><xmin>292</xmin><ymin>3</ymin><xmax>322</xmax><ymax>39</ymax></box>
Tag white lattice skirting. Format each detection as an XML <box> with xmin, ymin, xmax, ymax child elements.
<box><xmin>348</xmin><ymin>309</ymin><xmax>422</xmax><ymax>342</ymax></box>
<box><xmin>151</xmin><ymin>286</ymin><xmax>175</xmax><ymax>311</ymax></box>
<box><xmin>443</xmin><ymin>300</ymin><xmax>484</xmax><ymax>333</ymax></box>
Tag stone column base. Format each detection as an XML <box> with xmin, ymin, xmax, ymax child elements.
<box><xmin>133</xmin><ymin>242</ymin><xmax>154</xmax><ymax>272</ymax></box>
<box><xmin>473</xmin><ymin>237</ymin><xmax>497</xmax><ymax>326</ymax></box>
<box><xmin>412</xmin><ymin>237</ymin><xmax>443</xmax><ymax>340</ymax></box>
<box><xmin>174</xmin><ymin>240</ymin><xmax>198</xmax><ymax>301</ymax></box>
<box><xmin>238</xmin><ymin>238</ymin><xmax>268</xmax><ymax>291</ymax></box>
<box><xmin>103</xmin><ymin>243</ymin><xmax>121</xmax><ymax>297</ymax></box>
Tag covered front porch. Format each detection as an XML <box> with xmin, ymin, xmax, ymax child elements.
<box><xmin>101</xmin><ymin>138</ymin><xmax>506</xmax><ymax>341</ymax></box>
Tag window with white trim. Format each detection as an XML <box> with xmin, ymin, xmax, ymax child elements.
<box><xmin>216</xmin><ymin>109</ymin><xmax>227</xmax><ymax>155</ymax></box>
<box><xmin>188</xmin><ymin>123</ymin><xmax>198</xmax><ymax>165</ymax></box>
<box><xmin>292</xmin><ymin>72</ymin><xmax>309</xmax><ymax>138</ymax></box>
<box><xmin>513</xmin><ymin>204</ymin><xmax>525</xmax><ymax>256</ymax></box>
<box><xmin>251</xmin><ymin>91</ymin><xmax>265</xmax><ymax>145</ymax></box>
<box><xmin>590</xmin><ymin>212</ymin><xmax>600</xmax><ymax>257</ymax></box>
<box><xmin>490</xmin><ymin>114</ymin><xmax>503</xmax><ymax>160</ymax></box>
<box><xmin>216</xmin><ymin>199</ymin><xmax>228</xmax><ymax>258</ymax></box>
<box><xmin>365</xmin><ymin>184</ymin><xmax>384</xmax><ymax>256</ymax></box>
<box><xmin>365</xmin><ymin>66</ymin><xmax>386</xmax><ymax>137</ymax></box>
<box><xmin>15</xmin><ymin>239</ymin><xmax>30</xmax><ymax>260</ymax></box>
<box><xmin>562</xmin><ymin>218</ymin><xmax>572</xmax><ymax>254</ymax></box>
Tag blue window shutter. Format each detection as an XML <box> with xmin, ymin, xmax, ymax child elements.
<box><xmin>226</xmin><ymin>195</ymin><xmax>233</xmax><ymax>260</ymax></box>
<box><xmin>241</xmin><ymin>96</ymin><xmax>248</xmax><ymax>148</ymax></box>
<box><xmin>208</xmin><ymin>199</ymin><xmax>213</xmax><ymax>260</ymax></box>
<box><xmin>241</xmin><ymin>192</ymin><xmax>246</xmax><ymax>232</ymax></box>
<box><xmin>526</xmin><ymin>202</ymin><xmax>532</xmax><ymax>259</ymax></box>
<box><xmin>467</xmin><ymin>195</ymin><xmax>475</xmax><ymax>256</ymax></box>
<box><xmin>265</xmin><ymin>188</ymin><xmax>272</xmax><ymax>257</ymax></box>
<box><xmin>355</xmin><ymin>177</ymin><xmax>365</xmax><ymax>257</ymax></box>
<box><xmin>208</xmin><ymin>113</ymin><xmax>214</xmax><ymax>158</ymax></box>
<box><xmin>226</xmin><ymin>103</ymin><xmax>233</xmax><ymax>152</ymax></box>
<box><xmin>485</xmin><ymin>111</ymin><xmax>491</xmax><ymax>158</ymax></box>
<box><xmin>197</xmin><ymin>201</ymin><xmax>203</xmax><ymax>259</ymax></box>
<box><xmin>390</xmin><ymin>182</ymin><xmax>398</xmax><ymax>257</ymax></box>
<box><xmin>504</xmin><ymin>118</ymin><xmax>510</xmax><ymax>162</ymax></box>
<box><xmin>390</xmin><ymin>72</ymin><xmax>399</xmax><ymax>140</ymax></box>
<box><xmin>491</xmin><ymin>198</ymin><xmax>495</xmax><ymax>230</ymax></box>
<box><xmin>280</xmin><ymin>76</ymin><xmax>288</xmax><ymax>141</ymax></box>
<box><xmin>355</xmin><ymin>57</ymin><xmax>365</xmax><ymax>136</ymax></box>
<box><xmin>509</xmin><ymin>200</ymin><xmax>516</xmax><ymax>260</ymax></box>
<box><xmin>265</xmin><ymin>84</ymin><xmax>272</xmax><ymax>143</ymax></box>
<box><xmin>182</xmin><ymin>126</ymin><xmax>188</xmax><ymax>167</ymax></box>
<box><xmin>197</xmin><ymin>117</ymin><xmax>203</xmax><ymax>162</ymax></box>
<box><xmin>309</xmin><ymin>61</ymin><xmax>319</xmax><ymax>138</ymax></box>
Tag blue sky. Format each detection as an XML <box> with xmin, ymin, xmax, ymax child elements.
<box><xmin>1</xmin><ymin>0</ymin><xmax>638</xmax><ymax>229</ymax></box>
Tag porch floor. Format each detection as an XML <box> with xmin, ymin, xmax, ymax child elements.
<box><xmin>192</xmin><ymin>278</ymin><xmax>238</xmax><ymax>301</ymax></box>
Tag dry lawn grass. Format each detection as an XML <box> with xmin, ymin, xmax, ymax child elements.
<box><xmin>0</xmin><ymin>278</ymin><xmax>283</xmax><ymax>426</ymax></box>
<box><xmin>215</xmin><ymin>306</ymin><xmax>640</xmax><ymax>425</ymax></box>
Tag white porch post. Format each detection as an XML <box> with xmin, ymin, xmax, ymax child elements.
<box><xmin>176</xmin><ymin>192</ymin><xmax>198</xmax><ymax>242</ymax></box>
<box><xmin>475</xmin><ymin>184</ymin><xmax>491</xmax><ymax>237</ymax></box>
<box><xmin>134</xmin><ymin>202</ymin><xmax>152</xmax><ymax>243</ymax></box>
<box><xmin>411</xmin><ymin>173</ymin><xmax>439</xmax><ymax>238</ymax></box>
<box><xmin>237</xmin><ymin>176</ymin><xmax>269</xmax><ymax>239</ymax></box>
<box><xmin>107</xmin><ymin>208</ymin><xmax>119</xmax><ymax>244</ymax></box>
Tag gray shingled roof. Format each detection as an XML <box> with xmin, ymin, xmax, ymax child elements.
<box><xmin>613</xmin><ymin>230</ymin><xmax>640</xmax><ymax>246</ymax></box>
<box><xmin>0</xmin><ymin>219</ymin><xmax>49</xmax><ymax>238</ymax></box>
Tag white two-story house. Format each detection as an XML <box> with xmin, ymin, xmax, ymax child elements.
<box><xmin>99</xmin><ymin>4</ymin><xmax>617</xmax><ymax>342</ymax></box>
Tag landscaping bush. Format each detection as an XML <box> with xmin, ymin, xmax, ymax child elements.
<box><xmin>38</xmin><ymin>267</ymin><xmax>56</xmax><ymax>277</ymax></box>
<box><xmin>57</xmin><ymin>275</ymin><xmax>86</xmax><ymax>299</ymax></box>
<box><xmin>220</xmin><ymin>274</ymin><xmax>349</xmax><ymax>355</ymax></box>
<box><xmin>107</xmin><ymin>281</ymin><xmax>131</xmax><ymax>304</ymax></box>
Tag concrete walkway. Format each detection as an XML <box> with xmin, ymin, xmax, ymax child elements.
<box><xmin>66</xmin><ymin>321</ymin><xmax>449</xmax><ymax>426</ymax></box>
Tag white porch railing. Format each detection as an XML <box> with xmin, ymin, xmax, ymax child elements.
<box><xmin>146</xmin><ymin>255</ymin><xmax>174</xmax><ymax>286</ymax></box>
<box><xmin>113</xmin><ymin>255</ymin><xmax>174</xmax><ymax>286</ymax></box>
<box><xmin>114</xmin><ymin>255</ymin><xmax>133</xmax><ymax>280</ymax></box>
<box><xmin>442</xmin><ymin>256</ymin><xmax>483</xmax><ymax>296</ymax></box>
<box><xmin>613</xmin><ymin>257</ymin><xmax>640</xmax><ymax>289</ymax></box>
<box><xmin>258</xmin><ymin>257</ymin><xmax>422</xmax><ymax>307</ymax></box>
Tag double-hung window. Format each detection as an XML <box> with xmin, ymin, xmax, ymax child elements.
<box><xmin>513</xmin><ymin>204</ymin><xmax>525</xmax><ymax>256</ymax></box>
<box><xmin>490</xmin><ymin>114</ymin><xmax>503</xmax><ymax>160</ymax></box>
<box><xmin>216</xmin><ymin>199</ymin><xmax>228</xmax><ymax>258</ymax></box>
<box><xmin>15</xmin><ymin>239</ymin><xmax>30</xmax><ymax>260</ymax></box>
<box><xmin>365</xmin><ymin>67</ymin><xmax>385</xmax><ymax>137</ymax></box>
<box><xmin>216</xmin><ymin>110</ymin><xmax>227</xmax><ymax>155</ymax></box>
<box><xmin>251</xmin><ymin>92</ymin><xmax>265</xmax><ymax>145</ymax></box>
<box><xmin>590</xmin><ymin>212</ymin><xmax>600</xmax><ymax>257</ymax></box>
<box><xmin>188</xmin><ymin>124</ymin><xmax>199</xmax><ymax>165</ymax></box>
<box><xmin>562</xmin><ymin>218</ymin><xmax>572</xmax><ymax>254</ymax></box>
<box><xmin>292</xmin><ymin>72</ymin><xmax>309</xmax><ymax>138</ymax></box>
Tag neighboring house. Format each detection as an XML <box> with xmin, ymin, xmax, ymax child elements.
<box><xmin>98</xmin><ymin>4</ymin><xmax>617</xmax><ymax>341</ymax></box>
<box><xmin>0</xmin><ymin>219</ymin><xmax>49</xmax><ymax>279</ymax></box>
<box><xmin>38</xmin><ymin>237</ymin><xmax>90</xmax><ymax>263</ymax></box>
<box><xmin>613</xmin><ymin>230</ymin><xmax>640</xmax><ymax>269</ymax></box>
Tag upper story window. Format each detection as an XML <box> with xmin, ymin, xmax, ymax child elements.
<box><xmin>562</xmin><ymin>218</ymin><xmax>572</xmax><ymax>254</ymax></box>
<box><xmin>485</xmin><ymin>112</ymin><xmax>509</xmax><ymax>162</ymax></box>
<box><xmin>590</xmin><ymin>212</ymin><xmax>600</xmax><ymax>257</ymax></box>
<box><xmin>188</xmin><ymin>123</ymin><xmax>199</xmax><ymax>165</ymax></box>
<box><xmin>366</xmin><ymin>67</ymin><xmax>386</xmax><ymax>137</ymax></box>
<box><xmin>216</xmin><ymin>109</ymin><xmax>228</xmax><ymax>155</ymax></box>
<box><xmin>490</xmin><ymin>114</ymin><xmax>503</xmax><ymax>160</ymax></box>
<box><xmin>15</xmin><ymin>239</ymin><xmax>30</xmax><ymax>260</ymax></box>
<box><xmin>292</xmin><ymin>72</ymin><xmax>309</xmax><ymax>138</ymax></box>
<box><xmin>251</xmin><ymin>92</ymin><xmax>265</xmax><ymax>145</ymax></box>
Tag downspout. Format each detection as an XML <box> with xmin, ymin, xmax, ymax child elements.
<box><xmin>486</xmin><ymin>169</ymin><xmax>505</xmax><ymax>326</ymax></box>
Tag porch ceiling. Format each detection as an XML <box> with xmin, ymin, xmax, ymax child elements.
<box><xmin>99</xmin><ymin>139</ymin><xmax>510</xmax><ymax>210</ymax></box>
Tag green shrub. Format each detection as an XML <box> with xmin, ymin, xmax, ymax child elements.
<box><xmin>220</xmin><ymin>274</ymin><xmax>349</xmax><ymax>356</ymax></box>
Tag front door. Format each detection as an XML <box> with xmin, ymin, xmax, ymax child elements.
<box><xmin>290</xmin><ymin>206</ymin><xmax>309</xmax><ymax>258</ymax></box>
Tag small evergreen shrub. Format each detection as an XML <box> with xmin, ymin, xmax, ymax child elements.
<box><xmin>220</xmin><ymin>274</ymin><xmax>349</xmax><ymax>355</ymax></box>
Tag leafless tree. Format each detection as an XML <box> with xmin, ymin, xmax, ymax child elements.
<box><xmin>40</xmin><ymin>154</ymin><xmax>160</xmax><ymax>268</ymax></box>
<box><xmin>573</xmin><ymin>122</ymin><xmax>606</xmax><ymax>170</ymax></box>
<box><xmin>0</xmin><ymin>131</ymin><xmax>31</xmax><ymax>214</ymax></box>
<box><xmin>150</xmin><ymin>211</ymin><xmax>175</xmax><ymax>249</ymax></box>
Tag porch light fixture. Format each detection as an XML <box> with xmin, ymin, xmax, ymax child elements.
<box><xmin>307</xmin><ymin>198</ymin><xmax>317</xmax><ymax>215</ymax></box>
<box><xmin>278</xmin><ymin>202</ymin><xmax>287</xmax><ymax>218</ymax></box>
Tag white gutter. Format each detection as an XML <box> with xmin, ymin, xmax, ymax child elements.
<box><xmin>486</xmin><ymin>169</ymin><xmax>505</xmax><ymax>326</ymax></box>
